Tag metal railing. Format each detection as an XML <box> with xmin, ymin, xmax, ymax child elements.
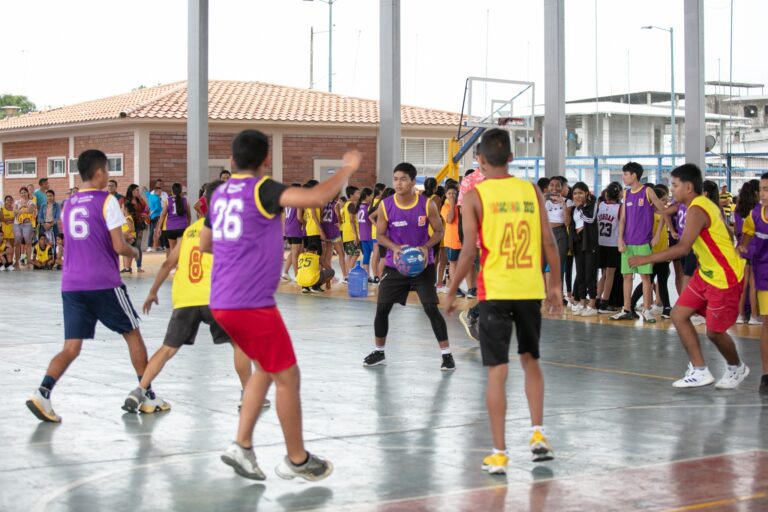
<box><xmin>506</xmin><ymin>152</ymin><xmax>768</xmax><ymax>192</ymax></box>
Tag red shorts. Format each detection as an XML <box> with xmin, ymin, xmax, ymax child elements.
<box><xmin>676</xmin><ymin>271</ymin><xmax>743</xmax><ymax>333</ymax></box>
<box><xmin>211</xmin><ymin>307</ymin><xmax>296</xmax><ymax>373</ymax></box>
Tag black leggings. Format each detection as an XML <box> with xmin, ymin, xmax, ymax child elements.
<box><xmin>552</xmin><ymin>226</ymin><xmax>569</xmax><ymax>294</ymax></box>
<box><xmin>573</xmin><ymin>250</ymin><xmax>598</xmax><ymax>301</ymax></box>
<box><xmin>631</xmin><ymin>262</ymin><xmax>671</xmax><ymax>310</ymax></box>
<box><xmin>132</xmin><ymin>230</ymin><xmax>143</xmax><ymax>268</ymax></box>
<box><xmin>374</xmin><ymin>302</ymin><xmax>448</xmax><ymax>342</ymax></box>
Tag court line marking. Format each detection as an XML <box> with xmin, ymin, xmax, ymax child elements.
<box><xmin>324</xmin><ymin>449</ymin><xmax>768</xmax><ymax>512</ymax></box>
<box><xmin>662</xmin><ymin>492</ymin><xmax>768</xmax><ymax>511</ymax></box>
<box><xmin>539</xmin><ymin>360</ymin><xmax>677</xmax><ymax>381</ymax></box>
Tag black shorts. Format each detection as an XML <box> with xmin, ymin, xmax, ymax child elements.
<box><xmin>164</xmin><ymin>229</ymin><xmax>185</xmax><ymax>241</ymax></box>
<box><xmin>343</xmin><ymin>241</ymin><xmax>360</xmax><ymax>256</ymax></box>
<box><xmin>598</xmin><ymin>245</ymin><xmax>620</xmax><ymax>269</ymax></box>
<box><xmin>683</xmin><ymin>251</ymin><xmax>698</xmax><ymax>276</ymax></box>
<box><xmin>163</xmin><ymin>305</ymin><xmax>230</xmax><ymax>347</ymax></box>
<box><xmin>62</xmin><ymin>285</ymin><xmax>140</xmax><ymax>340</ymax></box>
<box><xmin>378</xmin><ymin>243</ymin><xmax>387</xmax><ymax>258</ymax></box>
<box><xmin>378</xmin><ymin>264</ymin><xmax>439</xmax><ymax>306</ymax></box>
<box><xmin>479</xmin><ymin>300</ymin><xmax>542</xmax><ymax>366</ymax></box>
<box><xmin>285</xmin><ymin>236</ymin><xmax>303</xmax><ymax>245</ymax></box>
<box><xmin>304</xmin><ymin>235</ymin><xmax>323</xmax><ymax>254</ymax></box>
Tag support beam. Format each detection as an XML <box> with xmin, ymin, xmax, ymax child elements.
<box><xmin>379</xmin><ymin>0</ymin><xmax>401</xmax><ymax>181</ymax></box>
<box><xmin>544</xmin><ymin>0</ymin><xmax>566</xmax><ymax>178</ymax></box>
<box><xmin>684</xmin><ymin>0</ymin><xmax>705</xmax><ymax>169</ymax></box>
<box><xmin>187</xmin><ymin>0</ymin><xmax>208</xmax><ymax>199</ymax></box>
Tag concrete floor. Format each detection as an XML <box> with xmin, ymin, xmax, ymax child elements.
<box><xmin>1</xmin><ymin>258</ymin><xmax>768</xmax><ymax>511</ymax></box>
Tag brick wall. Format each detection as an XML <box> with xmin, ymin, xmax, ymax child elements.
<box><xmin>3</xmin><ymin>138</ymin><xmax>70</xmax><ymax>200</ymax></box>
<box><xmin>74</xmin><ymin>132</ymin><xmax>134</xmax><ymax>192</ymax></box>
<box><xmin>282</xmin><ymin>135</ymin><xmax>378</xmax><ymax>187</ymax></box>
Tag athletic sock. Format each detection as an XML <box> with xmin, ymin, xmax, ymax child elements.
<box><xmin>492</xmin><ymin>448</ymin><xmax>506</xmax><ymax>456</ymax></box>
<box><xmin>441</xmin><ymin>348</ymin><xmax>452</xmax><ymax>355</ymax></box>
<box><xmin>694</xmin><ymin>366</ymin><xmax>707</xmax><ymax>371</ymax></box>
<box><xmin>727</xmin><ymin>364</ymin><xmax>740</xmax><ymax>371</ymax></box>
<box><xmin>374</xmin><ymin>346</ymin><xmax>384</xmax><ymax>352</ymax></box>
<box><xmin>39</xmin><ymin>375</ymin><xmax>57</xmax><ymax>398</ymax></box>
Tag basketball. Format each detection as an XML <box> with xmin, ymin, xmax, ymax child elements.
<box><xmin>395</xmin><ymin>246</ymin><xmax>426</xmax><ymax>277</ymax></box>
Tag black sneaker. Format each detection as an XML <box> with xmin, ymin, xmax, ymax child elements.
<box><xmin>441</xmin><ymin>353</ymin><xmax>456</xmax><ymax>371</ymax></box>
<box><xmin>301</xmin><ymin>287</ymin><xmax>311</xmax><ymax>294</ymax></box>
<box><xmin>467</xmin><ymin>288</ymin><xmax>477</xmax><ymax>299</ymax></box>
<box><xmin>456</xmin><ymin>288</ymin><xmax>466</xmax><ymax>298</ymax></box>
<box><xmin>760</xmin><ymin>375</ymin><xmax>768</xmax><ymax>395</ymax></box>
<box><xmin>459</xmin><ymin>310</ymin><xmax>480</xmax><ymax>342</ymax></box>
<box><xmin>661</xmin><ymin>307</ymin><xmax>672</xmax><ymax>319</ymax></box>
<box><xmin>610</xmin><ymin>310</ymin><xmax>635</xmax><ymax>321</ymax></box>
<box><xmin>373</xmin><ymin>276</ymin><xmax>380</xmax><ymax>285</ymax></box>
<box><xmin>363</xmin><ymin>350</ymin><xmax>386</xmax><ymax>367</ymax></box>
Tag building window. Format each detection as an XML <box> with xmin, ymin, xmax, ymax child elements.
<box><xmin>107</xmin><ymin>154</ymin><xmax>123</xmax><ymax>176</ymax></box>
<box><xmin>744</xmin><ymin>105</ymin><xmax>758</xmax><ymax>118</ymax></box>
<box><xmin>400</xmin><ymin>138</ymin><xmax>449</xmax><ymax>176</ymax></box>
<box><xmin>5</xmin><ymin>158</ymin><xmax>37</xmax><ymax>178</ymax></box>
<box><xmin>47</xmin><ymin>157</ymin><xmax>66</xmax><ymax>177</ymax></box>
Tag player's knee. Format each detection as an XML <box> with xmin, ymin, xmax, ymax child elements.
<box><xmin>62</xmin><ymin>344</ymin><xmax>82</xmax><ymax>359</ymax></box>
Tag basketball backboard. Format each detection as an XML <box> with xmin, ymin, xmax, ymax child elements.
<box><xmin>463</xmin><ymin>77</ymin><xmax>535</xmax><ymax>131</ymax></box>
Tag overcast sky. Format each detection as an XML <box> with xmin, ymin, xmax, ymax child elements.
<box><xmin>2</xmin><ymin>0</ymin><xmax>765</xmax><ymax>114</ymax></box>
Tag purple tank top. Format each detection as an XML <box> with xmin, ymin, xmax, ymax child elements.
<box><xmin>750</xmin><ymin>206</ymin><xmax>768</xmax><ymax>290</ymax></box>
<box><xmin>321</xmin><ymin>200</ymin><xmax>340</xmax><ymax>239</ymax></box>
<box><xmin>624</xmin><ymin>186</ymin><xmax>655</xmax><ymax>245</ymax></box>
<box><xmin>284</xmin><ymin>207</ymin><xmax>304</xmax><ymax>238</ymax></box>
<box><xmin>676</xmin><ymin>203</ymin><xmax>687</xmax><ymax>237</ymax></box>
<box><xmin>357</xmin><ymin>203</ymin><xmax>372</xmax><ymax>241</ymax></box>
<box><xmin>734</xmin><ymin>211</ymin><xmax>755</xmax><ymax>261</ymax></box>
<box><xmin>209</xmin><ymin>176</ymin><xmax>283</xmax><ymax>309</ymax></box>
<box><xmin>166</xmin><ymin>196</ymin><xmax>189</xmax><ymax>231</ymax></box>
<box><xmin>383</xmin><ymin>194</ymin><xmax>434</xmax><ymax>267</ymax></box>
<box><xmin>61</xmin><ymin>190</ymin><xmax>122</xmax><ymax>292</ymax></box>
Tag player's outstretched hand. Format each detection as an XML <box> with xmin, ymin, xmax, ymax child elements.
<box><xmin>546</xmin><ymin>288</ymin><xmax>564</xmax><ymax>316</ymax></box>
<box><xmin>143</xmin><ymin>293</ymin><xmax>159</xmax><ymax>315</ymax></box>
<box><xmin>342</xmin><ymin>150</ymin><xmax>362</xmax><ymax>172</ymax></box>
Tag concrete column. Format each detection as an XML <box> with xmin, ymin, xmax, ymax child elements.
<box><xmin>0</xmin><ymin>143</ymin><xmax>4</xmax><ymax>200</ymax></box>
<box><xmin>379</xmin><ymin>0</ymin><xmax>401</xmax><ymax>181</ymax></box>
<box><xmin>68</xmin><ymin>136</ymin><xmax>75</xmax><ymax>188</ymax></box>
<box><xmin>134</xmin><ymin>128</ymin><xmax>150</xmax><ymax>187</ymax></box>
<box><xmin>544</xmin><ymin>0</ymin><xmax>566</xmax><ymax>177</ymax></box>
<box><xmin>187</xmin><ymin>0</ymin><xmax>209</xmax><ymax>198</ymax></box>
<box><xmin>271</xmin><ymin>132</ymin><xmax>283</xmax><ymax>182</ymax></box>
<box><xmin>684</xmin><ymin>0</ymin><xmax>705</xmax><ymax>169</ymax></box>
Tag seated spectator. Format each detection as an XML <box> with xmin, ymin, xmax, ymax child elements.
<box><xmin>0</xmin><ymin>229</ymin><xmax>11</xmax><ymax>270</ymax></box>
<box><xmin>32</xmin><ymin>235</ymin><xmax>54</xmax><ymax>270</ymax></box>
<box><xmin>54</xmin><ymin>233</ymin><xmax>64</xmax><ymax>270</ymax></box>
<box><xmin>296</xmin><ymin>248</ymin><xmax>334</xmax><ymax>294</ymax></box>
<box><xmin>121</xmin><ymin>204</ymin><xmax>137</xmax><ymax>273</ymax></box>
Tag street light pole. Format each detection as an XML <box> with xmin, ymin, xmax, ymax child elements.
<box><xmin>642</xmin><ymin>25</ymin><xmax>675</xmax><ymax>156</ymax></box>
<box><xmin>304</xmin><ymin>0</ymin><xmax>335</xmax><ymax>93</ymax></box>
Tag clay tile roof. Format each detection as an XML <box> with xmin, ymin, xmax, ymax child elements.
<box><xmin>0</xmin><ymin>80</ymin><xmax>460</xmax><ymax>132</ymax></box>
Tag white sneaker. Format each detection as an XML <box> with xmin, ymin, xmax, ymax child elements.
<box><xmin>749</xmin><ymin>316</ymin><xmax>763</xmax><ymax>325</ymax></box>
<box><xmin>571</xmin><ymin>304</ymin><xmax>584</xmax><ymax>315</ymax></box>
<box><xmin>715</xmin><ymin>363</ymin><xmax>750</xmax><ymax>389</ymax></box>
<box><xmin>7</xmin><ymin>266</ymin><xmax>14</xmax><ymax>272</ymax></box>
<box><xmin>691</xmin><ymin>314</ymin><xmax>706</xmax><ymax>326</ymax></box>
<box><xmin>146</xmin><ymin>248</ymin><xmax>154</xmax><ymax>253</ymax></box>
<box><xmin>673</xmin><ymin>363</ymin><xmax>715</xmax><ymax>388</ymax></box>
<box><xmin>736</xmin><ymin>315</ymin><xmax>747</xmax><ymax>324</ymax></box>
<box><xmin>642</xmin><ymin>309</ymin><xmax>657</xmax><ymax>324</ymax></box>
<box><xmin>281</xmin><ymin>273</ymin><xmax>291</xmax><ymax>281</ymax></box>
<box><xmin>651</xmin><ymin>304</ymin><xmax>664</xmax><ymax>315</ymax></box>
<box><xmin>580</xmin><ymin>306</ymin><xmax>598</xmax><ymax>317</ymax></box>
<box><xmin>138</xmin><ymin>390</ymin><xmax>171</xmax><ymax>414</ymax></box>
<box><xmin>26</xmin><ymin>388</ymin><xmax>62</xmax><ymax>423</ymax></box>
<box><xmin>221</xmin><ymin>442</ymin><xmax>266</xmax><ymax>480</ymax></box>
<box><xmin>437</xmin><ymin>286</ymin><xmax>448</xmax><ymax>294</ymax></box>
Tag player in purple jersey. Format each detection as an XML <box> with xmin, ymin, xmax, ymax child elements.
<box><xmin>26</xmin><ymin>150</ymin><xmax>166</xmax><ymax>423</ymax></box>
<box><xmin>321</xmin><ymin>193</ymin><xmax>345</xmax><ymax>284</ymax></box>
<box><xmin>199</xmin><ymin>129</ymin><xmax>361</xmax><ymax>481</ymax></box>
<box><xmin>158</xmin><ymin>182</ymin><xmax>190</xmax><ymax>252</ymax></box>
<box><xmin>362</xmin><ymin>162</ymin><xmax>455</xmax><ymax>371</ymax></box>
<box><xmin>281</xmin><ymin>183</ymin><xmax>305</xmax><ymax>281</ymax></box>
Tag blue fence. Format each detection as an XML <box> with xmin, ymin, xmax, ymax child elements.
<box><xmin>506</xmin><ymin>152</ymin><xmax>768</xmax><ymax>193</ymax></box>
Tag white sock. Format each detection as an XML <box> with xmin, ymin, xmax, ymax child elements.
<box><xmin>727</xmin><ymin>364</ymin><xmax>740</xmax><ymax>371</ymax></box>
<box><xmin>531</xmin><ymin>425</ymin><xmax>544</xmax><ymax>434</ymax></box>
<box><xmin>374</xmin><ymin>346</ymin><xmax>384</xmax><ymax>352</ymax></box>
<box><xmin>493</xmin><ymin>448</ymin><xmax>506</xmax><ymax>455</ymax></box>
<box><xmin>441</xmin><ymin>348</ymin><xmax>451</xmax><ymax>355</ymax></box>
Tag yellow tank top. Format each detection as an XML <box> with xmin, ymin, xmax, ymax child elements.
<box><xmin>35</xmin><ymin>243</ymin><xmax>51</xmax><ymax>263</ymax></box>
<box><xmin>17</xmin><ymin>201</ymin><xmax>35</xmax><ymax>225</ymax></box>
<box><xmin>340</xmin><ymin>202</ymin><xmax>356</xmax><ymax>242</ymax></box>
<box><xmin>296</xmin><ymin>251</ymin><xmax>321</xmax><ymax>287</ymax></box>
<box><xmin>689</xmin><ymin>196</ymin><xmax>744</xmax><ymax>289</ymax></box>
<box><xmin>370</xmin><ymin>198</ymin><xmax>381</xmax><ymax>240</ymax></box>
<box><xmin>475</xmin><ymin>177</ymin><xmax>545</xmax><ymax>300</ymax></box>
<box><xmin>172</xmin><ymin>218</ymin><xmax>212</xmax><ymax>308</ymax></box>
<box><xmin>304</xmin><ymin>208</ymin><xmax>321</xmax><ymax>237</ymax></box>
<box><xmin>1</xmin><ymin>208</ymin><xmax>14</xmax><ymax>239</ymax></box>
<box><xmin>651</xmin><ymin>213</ymin><xmax>669</xmax><ymax>253</ymax></box>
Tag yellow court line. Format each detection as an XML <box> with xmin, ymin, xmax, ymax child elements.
<box><xmin>538</xmin><ymin>360</ymin><xmax>677</xmax><ymax>381</ymax></box>
<box><xmin>662</xmin><ymin>492</ymin><xmax>768</xmax><ymax>511</ymax></box>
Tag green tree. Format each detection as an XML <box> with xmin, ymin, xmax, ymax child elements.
<box><xmin>0</xmin><ymin>94</ymin><xmax>36</xmax><ymax>119</ymax></box>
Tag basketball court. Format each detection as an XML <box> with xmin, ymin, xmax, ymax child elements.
<box><xmin>2</xmin><ymin>255</ymin><xmax>767</xmax><ymax>511</ymax></box>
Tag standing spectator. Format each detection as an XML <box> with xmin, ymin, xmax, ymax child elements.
<box><xmin>13</xmin><ymin>187</ymin><xmax>37</xmax><ymax>269</ymax></box>
<box><xmin>54</xmin><ymin>233</ymin><xmax>64</xmax><ymax>270</ymax></box>
<box><xmin>2</xmin><ymin>195</ymin><xmax>14</xmax><ymax>267</ymax></box>
<box><xmin>37</xmin><ymin>189</ymin><xmax>61</xmax><ymax>255</ymax></box>
<box><xmin>124</xmin><ymin>184</ymin><xmax>149</xmax><ymax>273</ymax></box>
<box><xmin>193</xmin><ymin>183</ymin><xmax>210</xmax><ymax>219</ymax></box>
<box><xmin>108</xmin><ymin>180</ymin><xmax>125</xmax><ymax>205</ymax></box>
<box><xmin>33</xmin><ymin>179</ymin><xmax>49</xmax><ymax>215</ymax></box>
<box><xmin>439</xmin><ymin>182</ymin><xmax>464</xmax><ymax>296</ymax></box>
<box><xmin>571</xmin><ymin>182</ymin><xmax>599</xmax><ymax>316</ymax></box>
<box><xmin>545</xmin><ymin>176</ymin><xmax>573</xmax><ymax>304</ymax></box>
<box><xmin>219</xmin><ymin>169</ymin><xmax>232</xmax><ymax>182</ymax></box>
<box><xmin>719</xmin><ymin>183</ymin><xmax>734</xmax><ymax>225</ymax></box>
<box><xmin>148</xmin><ymin>179</ymin><xmax>168</xmax><ymax>252</ymax></box>
<box><xmin>596</xmin><ymin>182</ymin><xmax>622</xmax><ymax>314</ymax></box>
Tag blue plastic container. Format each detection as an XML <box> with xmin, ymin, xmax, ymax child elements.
<box><xmin>348</xmin><ymin>262</ymin><xmax>369</xmax><ymax>298</ymax></box>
